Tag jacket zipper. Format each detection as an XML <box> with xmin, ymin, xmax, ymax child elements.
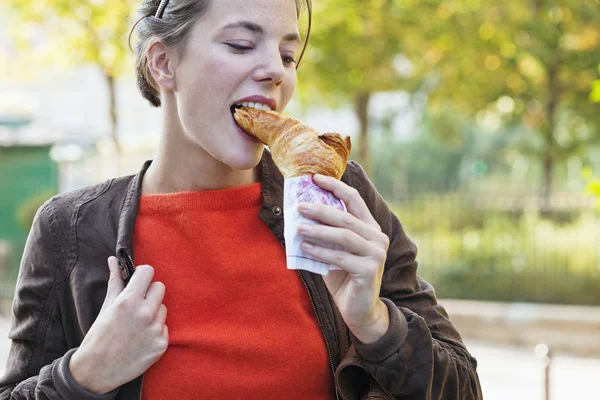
<box><xmin>118</xmin><ymin>249</ymin><xmax>145</xmax><ymax>400</ymax></box>
<box><xmin>138</xmin><ymin>374</ymin><xmax>145</xmax><ymax>400</ymax></box>
<box><xmin>296</xmin><ymin>265</ymin><xmax>340</xmax><ymax>400</ymax></box>
<box><xmin>370</xmin><ymin>393</ymin><xmax>391</xmax><ymax>400</ymax></box>
<box><xmin>125</xmin><ymin>251</ymin><xmax>135</xmax><ymax>279</ymax></box>
<box><xmin>121</xmin><ymin>249</ymin><xmax>145</xmax><ymax>400</ymax></box>
<box><xmin>118</xmin><ymin>248</ymin><xmax>136</xmax><ymax>282</ymax></box>
<box><xmin>276</xmin><ymin>235</ymin><xmax>339</xmax><ymax>399</ymax></box>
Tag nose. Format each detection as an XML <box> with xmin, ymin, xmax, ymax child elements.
<box><xmin>252</xmin><ymin>46</ymin><xmax>286</xmax><ymax>86</ymax></box>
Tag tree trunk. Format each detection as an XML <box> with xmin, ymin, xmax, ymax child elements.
<box><xmin>541</xmin><ymin>152</ymin><xmax>554</xmax><ymax>211</ymax></box>
<box><xmin>532</xmin><ymin>0</ymin><xmax>561</xmax><ymax>212</ymax></box>
<box><xmin>104</xmin><ymin>73</ymin><xmax>120</xmax><ymax>151</ymax></box>
<box><xmin>104</xmin><ymin>72</ymin><xmax>121</xmax><ymax>173</ymax></box>
<box><xmin>355</xmin><ymin>92</ymin><xmax>371</xmax><ymax>175</ymax></box>
<box><xmin>540</xmin><ymin>61</ymin><xmax>559</xmax><ymax>211</ymax></box>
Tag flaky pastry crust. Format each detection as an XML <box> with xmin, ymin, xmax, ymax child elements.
<box><xmin>234</xmin><ymin>107</ymin><xmax>352</xmax><ymax>179</ymax></box>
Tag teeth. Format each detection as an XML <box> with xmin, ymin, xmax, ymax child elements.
<box><xmin>234</xmin><ymin>101</ymin><xmax>273</xmax><ymax>111</ymax></box>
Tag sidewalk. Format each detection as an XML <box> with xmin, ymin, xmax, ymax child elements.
<box><xmin>1</xmin><ymin>314</ymin><xmax>599</xmax><ymax>397</ymax></box>
<box><xmin>441</xmin><ymin>298</ymin><xmax>600</xmax><ymax>358</ymax></box>
<box><xmin>466</xmin><ymin>339</ymin><xmax>599</xmax><ymax>399</ymax></box>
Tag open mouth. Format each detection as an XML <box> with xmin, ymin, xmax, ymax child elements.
<box><xmin>230</xmin><ymin>102</ymin><xmax>274</xmax><ymax>143</ymax></box>
<box><xmin>230</xmin><ymin>104</ymin><xmax>243</xmax><ymax>114</ymax></box>
<box><xmin>230</xmin><ymin>104</ymin><xmax>259</xmax><ymax>142</ymax></box>
<box><xmin>230</xmin><ymin>104</ymin><xmax>246</xmax><ymax>130</ymax></box>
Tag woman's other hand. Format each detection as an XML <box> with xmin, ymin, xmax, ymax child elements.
<box><xmin>69</xmin><ymin>257</ymin><xmax>168</xmax><ymax>394</ymax></box>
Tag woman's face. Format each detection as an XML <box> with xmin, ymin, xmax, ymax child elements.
<box><xmin>172</xmin><ymin>0</ymin><xmax>301</xmax><ymax>171</ymax></box>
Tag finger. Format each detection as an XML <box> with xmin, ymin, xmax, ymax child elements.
<box><xmin>298</xmin><ymin>202</ymin><xmax>383</xmax><ymax>242</ymax></box>
<box><xmin>123</xmin><ymin>264</ymin><xmax>155</xmax><ymax>299</ymax></box>
<box><xmin>101</xmin><ymin>257</ymin><xmax>125</xmax><ymax>313</ymax></box>
<box><xmin>298</xmin><ymin>223</ymin><xmax>370</xmax><ymax>256</ymax></box>
<box><xmin>145</xmin><ymin>281</ymin><xmax>166</xmax><ymax>310</ymax></box>
<box><xmin>301</xmin><ymin>241</ymin><xmax>365</xmax><ymax>275</ymax></box>
<box><xmin>312</xmin><ymin>174</ymin><xmax>378</xmax><ymax>227</ymax></box>
<box><xmin>155</xmin><ymin>304</ymin><xmax>167</xmax><ymax>325</ymax></box>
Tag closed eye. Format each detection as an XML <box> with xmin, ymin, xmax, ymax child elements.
<box><xmin>226</xmin><ymin>43</ymin><xmax>253</xmax><ymax>52</ymax></box>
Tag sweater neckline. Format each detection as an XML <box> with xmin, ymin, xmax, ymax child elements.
<box><xmin>138</xmin><ymin>182</ymin><xmax>262</xmax><ymax>213</ymax></box>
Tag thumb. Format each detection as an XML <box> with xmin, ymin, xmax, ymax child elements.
<box><xmin>100</xmin><ymin>256</ymin><xmax>125</xmax><ymax>314</ymax></box>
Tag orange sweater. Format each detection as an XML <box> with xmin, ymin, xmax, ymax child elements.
<box><xmin>133</xmin><ymin>182</ymin><xmax>335</xmax><ymax>399</ymax></box>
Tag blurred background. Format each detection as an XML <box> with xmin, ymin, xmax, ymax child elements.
<box><xmin>1</xmin><ymin>0</ymin><xmax>600</xmax><ymax>398</ymax></box>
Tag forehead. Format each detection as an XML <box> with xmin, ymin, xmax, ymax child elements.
<box><xmin>203</xmin><ymin>0</ymin><xmax>299</xmax><ymax>33</ymax></box>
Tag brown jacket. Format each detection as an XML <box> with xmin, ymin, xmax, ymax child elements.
<box><xmin>0</xmin><ymin>151</ymin><xmax>482</xmax><ymax>399</ymax></box>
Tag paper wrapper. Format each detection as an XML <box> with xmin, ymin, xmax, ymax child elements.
<box><xmin>284</xmin><ymin>175</ymin><xmax>346</xmax><ymax>275</ymax></box>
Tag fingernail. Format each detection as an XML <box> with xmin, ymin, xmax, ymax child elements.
<box><xmin>298</xmin><ymin>223</ymin><xmax>310</xmax><ymax>233</ymax></box>
<box><xmin>298</xmin><ymin>203</ymin><xmax>312</xmax><ymax>212</ymax></box>
<box><xmin>302</xmin><ymin>242</ymin><xmax>314</xmax><ymax>250</ymax></box>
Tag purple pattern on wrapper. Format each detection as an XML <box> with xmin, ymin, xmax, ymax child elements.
<box><xmin>296</xmin><ymin>176</ymin><xmax>345</xmax><ymax>210</ymax></box>
<box><xmin>283</xmin><ymin>175</ymin><xmax>347</xmax><ymax>275</ymax></box>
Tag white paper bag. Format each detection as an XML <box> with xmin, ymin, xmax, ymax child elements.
<box><xmin>283</xmin><ymin>175</ymin><xmax>346</xmax><ymax>275</ymax></box>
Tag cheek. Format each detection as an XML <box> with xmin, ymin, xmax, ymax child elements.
<box><xmin>202</xmin><ymin>53</ymin><xmax>235</xmax><ymax>86</ymax></box>
<box><xmin>178</xmin><ymin>49</ymin><xmax>233</xmax><ymax>101</ymax></box>
<box><xmin>282</xmin><ymin>72</ymin><xmax>297</xmax><ymax>106</ymax></box>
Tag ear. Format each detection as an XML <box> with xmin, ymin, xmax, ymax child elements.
<box><xmin>147</xmin><ymin>40</ymin><xmax>178</xmax><ymax>91</ymax></box>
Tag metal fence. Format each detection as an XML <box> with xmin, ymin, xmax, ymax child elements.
<box><xmin>388</xmin><ymin>187</ymin><xmax>600</xmax><ymax>305</ymax></box>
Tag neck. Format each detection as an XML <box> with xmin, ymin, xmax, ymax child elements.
<box><xmin>142</xmin><ymin>106</ymin><xmax>260</xmax><ymax>194</ymax></box>
<box><xmin>143</xmin><ymin>153</ymin><xmax>260</xmax><ymax>195</ymax></box>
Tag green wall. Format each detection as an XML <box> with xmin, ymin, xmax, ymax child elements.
<box><xmin>0</xmin><ymin>145</ymin><xmax>58</xmax><ymax>279</ymax></box>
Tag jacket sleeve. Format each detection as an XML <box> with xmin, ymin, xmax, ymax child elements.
<box><xmin>0</xmin><ymin>204</ymin><xmax>117</xmax><ymax>400</ymax></box>
<box><xmin>336</xmin><ymin>161</ymin><xmax>483</xmax><ymax>400</ymax></box>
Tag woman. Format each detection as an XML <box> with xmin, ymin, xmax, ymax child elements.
<box><xmin>0</xmin><ymin>0</ymin><xmax>483</xmax><ymax>398</ymax></box>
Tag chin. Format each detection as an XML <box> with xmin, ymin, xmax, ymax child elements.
<box><xmin>221</xmin><ymin>146</ymin><xmax>264</xmax><ymax>171</ymax></box>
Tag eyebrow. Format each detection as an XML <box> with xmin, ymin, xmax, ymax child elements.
<box><xmin>221</xmin><ymin>21</ymin><xmax>302</xmax><ymax>43</ymax></box>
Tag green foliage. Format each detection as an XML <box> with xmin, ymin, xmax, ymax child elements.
<box><xmin>367</xmin><ymin>108</ymin><xmax>541</xmax><ymax>198</ymax></box>
<box><xmin>298</xmin><ymin>0</ymin><xmax>410</xmax><ymax>107</ymax></box>
<box><xmin>369</xmin><ymin>123</ymin><xmax>468</xmax><ymax>198</ymax></box>
<box><xmin>410</xmin><ymin>1</ymin><xmax>600</xmax><ymax>132</ymax></box>
<box><xmin>301</xmin><ymin>0</ymin><xmax>600</xmax><ymax>190</ymax></box>
<box><xmin>16</xmin><ymin>190</ymin><xmax>56</xmax><ymax>232</ymax></box>
<box><xmin>389</xmin><ymin>194</ymin><xmax>600</xmax><ymax>305</ymax></box>
<box><xmin>583</xmin><ymin>167</ymin><xmax>600</xmax><ymax>207</ymax></box>
<box><xmin>436</xmin><ymin>267</ymin><xmax>600</xmax><ymax>305</ymax></box>
<box><xmin>592</xmin><ymin>65</ymin><xmax>600</xmax><ymax>102</ymax></box>
<box><xmin>5</xmin><ymin>0</ymin><xmax>136</xmax><ymax>77</ymax></box>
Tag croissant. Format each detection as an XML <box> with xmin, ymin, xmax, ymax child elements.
<box><xmin>233</xmin><ymin>107</ymin><xmax>352</xmax><ymax>179</ymax></box>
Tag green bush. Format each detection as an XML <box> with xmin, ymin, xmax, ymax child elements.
<box><xmin>389</xmin><ymin>194</ymin><xmax>600</xmax><ymax>305</ymax></box>
<box><xmin>16</xmin><ymin>190</ymin><xmax>56</xmax><ymax>232</ymax></box>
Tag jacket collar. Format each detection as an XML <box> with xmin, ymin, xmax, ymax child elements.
<box><xmin>115</xmin><ymin>149</ymin><xmax>285</xmax><ymax>281</ymax></box>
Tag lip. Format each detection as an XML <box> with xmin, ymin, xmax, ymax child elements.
<box><xmin>232</xmin><ymin>95</ymin><xmax>277</xmax><ymax>112</ymax></box>
<box><xmin>231</xmin><ymin>113</ymin><xmax>259</xmax><ymax>143</ymax></box>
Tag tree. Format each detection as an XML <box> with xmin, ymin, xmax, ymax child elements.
<box><xmin>301</xmin><ymin>0</ymin><xmax>600</xmax><ymax>203</ymax></box>
<box><xmin>404</xmin><ymin>0</ymin><xmax>600</xmax><ymax>203</ymax></box>
<box><xmin>5</xmin><ymin>0</ymin><xmax>136</xmax><ymax>154</ymax></box>
<box><xmin>298</xmin><ymin>0</ymin><xmax>420</xmax><ymax>175</ymax></box>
